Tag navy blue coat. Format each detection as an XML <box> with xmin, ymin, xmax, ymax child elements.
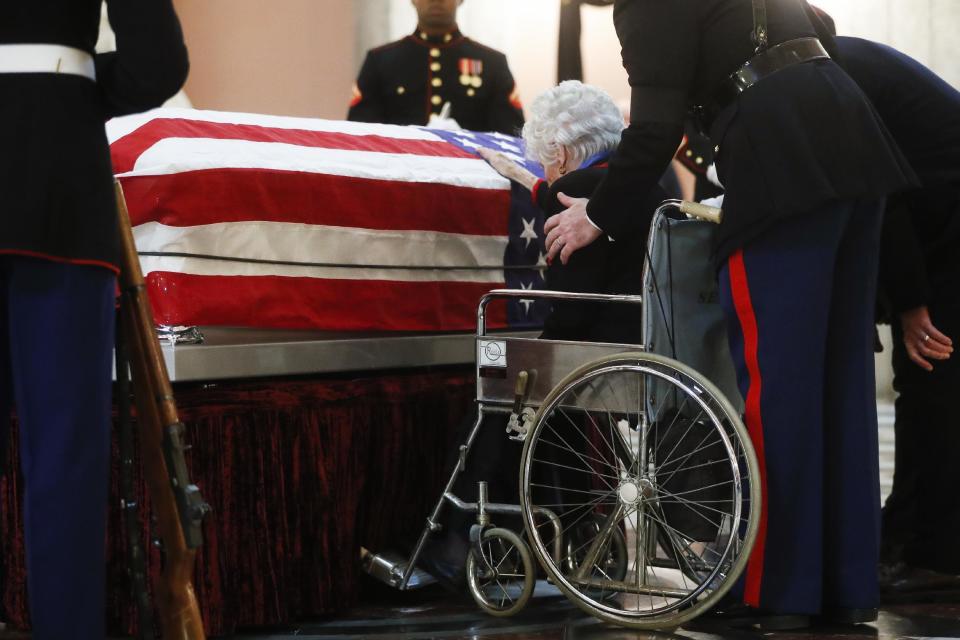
<box><xmin>835</xmin><ymin>36</ymin><xmax>960</xmax><ymax>315</ymax></box>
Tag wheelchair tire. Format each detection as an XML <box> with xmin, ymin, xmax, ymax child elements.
<box><xmin>519</xmin><ymin>351</ymin><xmax>760</xmax><ymax>629</ymax></box>
<box><xmin>465</xmin><ymin>527</ymin><xmax>536</xmax><ymax>617</ymax></box>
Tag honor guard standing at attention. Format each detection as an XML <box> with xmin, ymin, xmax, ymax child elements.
<box><xmin>348</xmin><ymin>0</ymin><xmax>525</xmax><ymax>135</ymax></box>
<box><xmin>544</xmin><ymin>0</ymin><xmax>915</xmax><ymax>628</ymax></box>
<box><xmin>0</xmin><ymin>1</ymin><xmax>188</xmax><ymax>637</ymax></box>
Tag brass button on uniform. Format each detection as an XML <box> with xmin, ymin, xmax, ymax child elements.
<box><xmin>443</xmin><ymin>33</ymin><xmax>452</xmax><ymax>43</ymax></box>
<box><xmin>695</xmin><ymin>156</ymin><xmax>704</xmax><ymax>165</ymax></box>
<box><xmin>431</xmin><ymin>95</ymin><xmax>443</xmax><ymax>105</ymax></box>
<box><xmin>467</xmin><ymin>88</ymin><xmax>476</xmax><ymax>97</ymax></box>
<box><xmin>431</xmin><ymin>78</ymin><xmax>442</xmax><ymax>87</ymax></box>
<box><xmin>431</xmin><ymin>62</ymin><xmax>441</xmax><ymax>72</ymax></box>
<box><xmin>430</xmin><ymin>48</ymin><xmax>441</xmax><ymax>58</ymax></box>
<box><xmin>396</xmin><ymin>86</ymin><xmax>406</xmax><ymax>95</ymax></box>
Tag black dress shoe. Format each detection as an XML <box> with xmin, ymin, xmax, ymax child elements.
<box><xmin>697</xmin><ymin>602</ymin><xmax>812</xmax><ymax>631</ymax></box>
<box><xmin>819</xmin><ymin>607</ymin><xmax>878</xmax><ymax>625</ymax></box>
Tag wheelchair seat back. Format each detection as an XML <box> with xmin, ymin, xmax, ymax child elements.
<box><xmin>642</xmin><ymin>209</ymin><xmax>743</xmax><ymax>414</ymax></box>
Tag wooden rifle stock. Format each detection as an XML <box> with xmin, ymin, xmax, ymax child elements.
<box><xmin>115</xmin><ymin>181</ymin><xmax>208</xmax><ymax>640</ymax></box>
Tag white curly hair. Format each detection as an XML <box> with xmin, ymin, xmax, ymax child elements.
<box><xmin>522</xmin><ymin>81</ymin><xmax>625</xmax><ymax>170</ymax></box>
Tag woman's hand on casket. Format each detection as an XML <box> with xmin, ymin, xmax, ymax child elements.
<box><xmin>476</xmin><ymin>148</ymin><xmax>538</xmax><ymax>191</ymax></box>
<box><xmin>545</xmin><ymin>193</ymin><xmax>603</xmax><ymax>265</ymax></box>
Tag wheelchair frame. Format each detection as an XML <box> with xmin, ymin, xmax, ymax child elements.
<box><xmin>361</xmin><ymin>202</ymin><xmax>760</xmax><ymax>629</ymax></box>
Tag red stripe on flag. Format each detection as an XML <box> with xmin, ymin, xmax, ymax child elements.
<box><xmin>111</xmin><ymin>118</ymin><xmax>477</xmax><ymax>174</ymax></box>
<box><xmin>728</xmin><ymin>250</ymin><xmax>769</xmax><ymax>608</ymax></box>
<box><xmin>120</xmin><ymin>169</ymin><xmax>510</xmax><ymax>235</ymax></box>
<box><xmin>144</xmin><ymin>272</ymin><xmax>509</xmax><ymax>332</ymax></box>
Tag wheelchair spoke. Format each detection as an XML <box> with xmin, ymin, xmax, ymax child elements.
<box><xmin>530</xmin><ymin>454</ymin><xmax>622</xmax><ymax>483</ymax></box>
<box><xmin>556</xmin><ymin>408</ymin><xmax>622</xmax><ymax>484</ymax></box>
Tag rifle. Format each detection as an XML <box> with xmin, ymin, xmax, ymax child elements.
<box><xmin>115</xmin><ymin>180</ymin><xmax>210</xmax><ymax>640</ymax></box>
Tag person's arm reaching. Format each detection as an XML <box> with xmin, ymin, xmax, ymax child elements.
<box><xmin>545</xmin><ymin>0</ymin><xmax>695</xmax><ymax>263</ymax></box>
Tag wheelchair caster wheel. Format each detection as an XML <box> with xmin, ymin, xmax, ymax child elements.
<box><xmin>466</xmin><ymin>527</ymin><xmax>535</xmax><ymax>617</ymax></box>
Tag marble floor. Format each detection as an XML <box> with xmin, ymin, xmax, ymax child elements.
<box><xmin>222</xmin><ymin>584</ymin><xmax>960</xmax><ymax>640</ymax></box>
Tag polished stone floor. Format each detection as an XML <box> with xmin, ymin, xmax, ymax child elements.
<box><xmin>221</xmin><ymin>581</ymin><xmax>960</xmax><ymax>640</ymax></box>
<box><xmin>0</xmin><ymin>593</ymin><xmax>957</xmax><ymax>639</ymax></box>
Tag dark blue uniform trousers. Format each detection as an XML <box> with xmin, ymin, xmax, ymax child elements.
<box><xmin>718</xmin><ymin>198</ymin><xmax>883</xmax><ymax>615</ymax></box>
<box><xmin>0</xmin><ymin>256</ymin><xmax>115</xmax><ymax>638</ymax></box>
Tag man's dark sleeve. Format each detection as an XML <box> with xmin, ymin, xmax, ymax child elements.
<box><xmin>97</xmin><ymin>0</ymin><xmax>189</xmax><ymax>118</ymax></box>
<box><xmin>585</xmin><ymin>0</ymin><xmax>692</xmax><ymax>239</ymax></box>
<box><xmin>485</xmin><ymin>54</ymin><xmax>525</xmax><ymax>136</ymax></box>
<box><xmin>879</xmin><ymin>194</ymin><xmax>931</xmax><ymax>314</ymax></box>
<box><xmin>348</xmin><ymin>52</ymin><xmax>385</xmax><ymax>123</ymax></box>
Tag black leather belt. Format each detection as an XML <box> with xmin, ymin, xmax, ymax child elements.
<box><xmin>692</xmin><ymin>37</ymin><xmax>830</xmax><ymax>133</ymax></box>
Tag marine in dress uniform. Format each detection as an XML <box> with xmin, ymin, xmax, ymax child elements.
<box><xmin>348</xmin><ymin>26</ymin><xmax>524</xmax><ymax>135</ymax></box>
<box><xmin>0</xmin><ymin>2</ymin><xmax>187</xmax><ymax>637</ymax></box>
<box><xmin>828</xmin><ymin>34</ymin><xmax>960</xmax><ymax>582</ymax></box>
<box><xmin>674</xmin><ymin>123</ymin><xmax>723</xmax><ymax>202</ymax></box>
<box><xmin>543</xmin><ymin>0</ymin><xmax>915</xmax><ymax>625</ymax></box>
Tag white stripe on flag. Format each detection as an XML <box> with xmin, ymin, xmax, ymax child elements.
<box><xmin>137</xmin><ymin>255</ymin><xmax>505</xmax><ymax>283</ymax></box>
<box><xmin>134</xmin><ymin>220</ymin><xmax>509</xmax><ymax>274</ymax></box>
<box><xmin>106</xmin><ymin>107</ymin><xmax>446</xmax><ymax>144</ymax></box>
<box><xmin>120</xmin><ymin>138</ymin><xmax>509</xmax><ymax>190</ymax></box>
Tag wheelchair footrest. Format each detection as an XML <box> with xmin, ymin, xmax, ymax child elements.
<box><xmin>360</xmin><ymin>547</ymin><xmax>438</xmax><ymax>590</ymax></box>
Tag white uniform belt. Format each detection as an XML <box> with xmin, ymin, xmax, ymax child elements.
<box><xmin>0</xmin><ymin>44</ymin><xmax>96</xmax><ymax>81</ymax></box>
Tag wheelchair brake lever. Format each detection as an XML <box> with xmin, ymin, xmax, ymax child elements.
<box><xmin>506</xmin><ymin>370</ymin><xmax>534</xmax><ymax>442</ymax></box>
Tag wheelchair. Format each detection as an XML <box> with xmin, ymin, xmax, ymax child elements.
<box><xmin>362</xmin><ymin>201</ymin><xmax>761</xmax><ymax>630</ymax></box>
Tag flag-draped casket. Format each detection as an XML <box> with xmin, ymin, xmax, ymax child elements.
<box><xmin>107</xmin><ymin>109</ymin><xmax>546</xmax><ymax>332</ymax></box>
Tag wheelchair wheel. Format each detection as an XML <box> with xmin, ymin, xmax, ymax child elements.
<box><xmin>519</xmin><ymin>352</ymin><xmax>760</xmax><ymax>629</ymax></box>
<box><xmin>465</xmin><ymin>527</ymin><xmax>536</xmax><ymax>617</ymax></box>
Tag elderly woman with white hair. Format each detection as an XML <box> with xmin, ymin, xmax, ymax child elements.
<box><xmin>481</xmin><ymin>80</ymin><xmax>666</xmax><ymax>343</ymax></box>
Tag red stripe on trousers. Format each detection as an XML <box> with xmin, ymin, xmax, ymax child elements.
<box><xmin>0</xmin><ymin>249</ymin><xmax>120</xmax><ymax>275</ymax></box>
<box><xmin>144</xmin><ymin>272</ymin><xmax>508</xmax><ymax>332</ymax></box>
<box><xmin>728</xmin><ymin>250</ymin><xmax>769</xmax><ymax>608</ymax></box>
<box><xmin>110</xmin><ymin>117</ymin><xmax>477</xmax><ymax>174</ymax></box>
<box><xmin>118</xmin><ymin>169</ymin><xmax>510</xmax><ymax>235</ymax></box>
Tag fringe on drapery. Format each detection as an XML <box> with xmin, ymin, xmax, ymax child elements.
<box><xmin>0</xmin><ymin>368</ymin><xmax>473</xmax><ymax>637</ymax></box>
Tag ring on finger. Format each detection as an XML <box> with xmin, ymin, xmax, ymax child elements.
<box><xmin>923</xmin><ymin>334</ymin><xmax>931</xmax><ymax>342</ymax></box>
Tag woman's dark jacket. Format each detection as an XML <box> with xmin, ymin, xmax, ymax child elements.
<box><xmin>534</xmin><ymin>164</ymin><xmax>665</xmax><ymax>344</ymax></box>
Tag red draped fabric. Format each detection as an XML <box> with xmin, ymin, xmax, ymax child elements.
<box><xmin>0</xmin><ymin>368</ymin><xmax>474</xmax><ymax>637</ymax></box>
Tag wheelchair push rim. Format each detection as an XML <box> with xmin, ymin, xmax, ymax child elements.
<box><xmin>519</xmin><ymin>351</ymin><xmax>761</xmax><ymax>629</ymax></box>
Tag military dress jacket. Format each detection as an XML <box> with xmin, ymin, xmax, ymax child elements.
<box><xmin>585</xmin><ymin>0</ymin><xmax>915</xmax><ymax>265</ymax></box>
<box><xmin>348</xmin><ymin>28</ymin><xmax>525</xmax><ymax>136</ymax></box>
<box><xmin>0</xmin><ymin>0</ymin><xmax>188</xmax><ymax>272</ymax></box>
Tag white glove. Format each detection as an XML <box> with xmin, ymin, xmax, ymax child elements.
<box><xmin>426</xmin><ymin>102</ymin><xmax>462</xmax><ymax>131</ymax></box>
<box><xmin>699</xmin><ymin>195</ymin><xmax>724</xmax><ymax>208</ymax></box>
<box><xmin>706</xmin><ymin>163</ymin><xmax>723</xmax><ymax>189</ymax></box>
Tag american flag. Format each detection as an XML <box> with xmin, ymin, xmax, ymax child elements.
<box><xmin>107</xmin><ymin>108</ymin><xmax>549</xmax><ymax>332</ymax></box>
